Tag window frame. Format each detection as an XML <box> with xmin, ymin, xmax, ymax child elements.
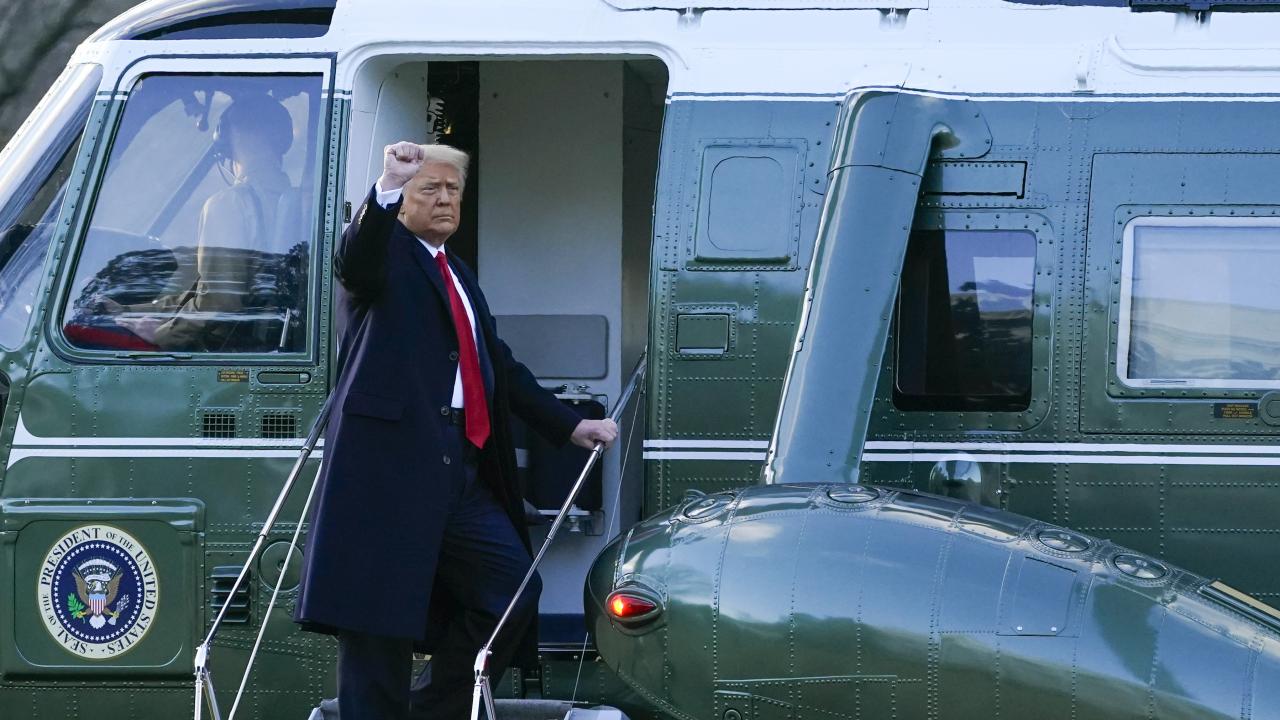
<box><xmin>1116</xmin><ymin>214</ymin><xmax>1280</xmax><ymax>390</ymax></box>
<box><xmin>892</xmin><ymin>226</ymin><xmax>1038</xmax><ymax>412</ymax></box>
<box><xmin>0</xmin><ymin>64</ymin><xmax>102</xmax><ymax>353</ymax></box>
<box><xmin>48</xmin><ymin>55</ymin><xmax>334</xmax><ymax>366</ymax></box>
<box><xmin>0</xmin><ymin>64</ymin><xmax>102</xmax><ymax>233</ymax></box>
<box><xmin>874</xmin><ymin>210</ymin><xmax>1054</xmax><ymax>434</ymax></box>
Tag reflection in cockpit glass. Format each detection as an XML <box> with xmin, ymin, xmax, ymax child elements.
<box><xmin>0</xmin><ymin>64</ymin><xmax>100</xmax><ymax>351</ymax></box>
<box><xmin>62</xmin><ymin>73</ymin><xmax>321</xmax><ymax>354</ymax></box>
<box><xmin>0</xmin><ymin>186</ymin><xmax>64</xmax><ymax>348</ymax></box>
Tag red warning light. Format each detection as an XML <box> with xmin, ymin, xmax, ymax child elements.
<box><xmin>606</xmin><ymin>591</ymin><xmax>660</xmax><ymax>623</ymax></box>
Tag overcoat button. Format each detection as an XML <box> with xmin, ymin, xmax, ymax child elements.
<box><xmin>449</xmin><ymin>351</ymin><xmax>459</xmax><ymax>362</ymax></box>
<box><xmin>440</xmin><ymin>406</ymin><xmax>450</xmax><ymax>416</ymax></box>
<box><xmin>443</xmin><ymin>456</ymin><xmax>451</xmax><ymax>465</ymax></box>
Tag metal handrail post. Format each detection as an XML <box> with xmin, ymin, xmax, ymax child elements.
<box><xmin>193</xmin><ymin>393</ymin><xmax>335</xmax><ymax>720</ymax></box>
<box><xmin>469</xmin><ymin>354</ymin><xmax>647</xmax><ymax>720</ymax></box>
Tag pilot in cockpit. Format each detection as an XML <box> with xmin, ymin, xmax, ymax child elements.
<box><xmin>104</xmin><ymin>92</ymin><xmax>303</xmax><ymax>352</ymax></box>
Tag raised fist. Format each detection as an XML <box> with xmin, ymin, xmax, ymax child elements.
<box><xmin>378</xmin><ymin>141</ymin><xmax>427</xmax><ymax>192</ymax></box>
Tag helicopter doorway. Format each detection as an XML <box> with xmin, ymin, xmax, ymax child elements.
<box><xmin>345</xmin><ymin>56</ymin><xmax>667</xmax><ymax>640</ymax></box>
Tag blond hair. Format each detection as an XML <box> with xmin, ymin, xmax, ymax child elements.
<box><xmin>419</xmin><ymin>144</ymin><xmax>471</xmax><ymax>188</ymax></box>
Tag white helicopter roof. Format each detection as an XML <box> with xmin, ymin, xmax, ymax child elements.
<box><xmin>69</xmin><ymin>0</ymin><xmax>1280</xmax><ymax>99</ymax></box>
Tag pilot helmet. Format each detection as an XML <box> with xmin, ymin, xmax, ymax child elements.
<box><xmin>213</xmin><ymin>93</ymin><xmax>293</xmax><ymax>160</ymax></box>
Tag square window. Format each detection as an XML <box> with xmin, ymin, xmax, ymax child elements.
<box><xmin>894</xmin><ymin>228</ymin><xmax>1036</xmax><ymax>412</ymax></box>
<box><xmin>1119</xmin><ymin>217</ymin><xmax>1280</xmax><ymax>388</ymax></box>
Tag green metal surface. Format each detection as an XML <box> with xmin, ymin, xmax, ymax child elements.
<box><xmin>766</xmin><ymin>93</ymin><xmax>992</xmax><ymax>485</ymax></box>
<box><xmin>3</xmin><ymin>501</ymin><xmax>201</xmax><ymax>674</ymax></box>
<box><xmin>590</xmin><ymin>484</ymin><xmax>1280</xmax><ymax>720</ymax></box>
<box><xmin>674</xmin><ymin>313</ymin><xmax>730</xmax><ymax>354</ymax></box>
<box><xmin>644</xmin><ymin>98</ymin><xmax>842</xmax><ymax>513</ymax></box>
<box><xmin>654</xmin><ymin>92</ymin><xmax>1280</xmax><ymax>611</ymax></box>
<box><xmin>849</xmin><ymin>99</ymin><xmax>1280</xmax><ymax>608</ymax></box>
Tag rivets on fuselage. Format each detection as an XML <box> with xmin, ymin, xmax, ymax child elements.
<box><xmin>682</xmin><ymin>495</ymin><xmax>730</xmax><ymax>520</ymax></box>
<box><xmin>1037</xmin><ymin>528</ymin><xmax>1092</xmax><ymax>553</ymax></box>
<box><xmin>1114</xmin><ymin>553</ymin><xmax>1168</xmax><ymax>580</ymax></box>
<box><xmin>826</xmin><ymin>485</ymin><xmax>881</xmax><ymax>504</ymax></box>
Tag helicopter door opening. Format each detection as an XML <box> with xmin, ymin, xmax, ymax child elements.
<box><xmin>346</xmin><ymin>57</ymin><xmax>667</xmax><ymax>645</ymax></box>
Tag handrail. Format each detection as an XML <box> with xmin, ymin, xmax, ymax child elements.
<box><xmin>194</xmin><ymin>392</ymin><xmax>335</xmax><ymax>720</ymax></box>
<box><xmin>469</xmin><ymin>353</ymin><xmax>647</xmax><ymax>720</ymax></box>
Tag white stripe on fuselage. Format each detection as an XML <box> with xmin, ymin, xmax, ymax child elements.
<box><xmin>862</xmin><ymin>452</ymin><xmax>1280</xmax><ymax>466</ymax></box>
<box><xmin>863</xmin><ymin>440</ymin><xmax>1280</xmax><ymax>455</ymax></box>
<box><xmin>4</xmin><ymin>415</ymin><xmax>324</xmax><ymax>468</ymax></box>
<box><xmin>6</xmin><ymin>447</ymin><xmax>322</xmax><ymax>466</ymax></box>
<box><xmin>644</xmin><ymin>440</ymin><xmax>770</xmax><ymax>449</ymax></box>
<box><xmin>12</xmin><ymin>415</ymin><xmax>320</xmax><ymax>448</ymax></box>
<box><xmin>642</xmin><ymin>438</ymin><xmax>1280</xmax><ymax>465</ymax></box>
<box><xmin>643</xmin><ymin>450</ymin><xmax>768</xmax><ymax>461</ymax></box>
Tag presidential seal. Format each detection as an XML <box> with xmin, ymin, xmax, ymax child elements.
<box><xmin>37</xmin><ymin>525</ymin><xmax>159</xmax><ymax>659</ymax></box>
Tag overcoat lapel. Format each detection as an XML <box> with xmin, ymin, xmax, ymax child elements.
<box><xmin>406</xmin><ymin>230</ymin><xmax>497</xmax><ymax>397</ymax></box>
<box><xmin>402</xmin><ymin>225</ymin><xmax>451</xmax><ymax>315</ymax></box>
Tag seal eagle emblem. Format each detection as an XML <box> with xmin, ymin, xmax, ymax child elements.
<box><xmin>37</xmin><ymin>524</ymin><xmax>159</xmax><ymax>659</ymax></box>
<box><xmin>72</xmin><ymin>558</ymin><xmax>124</xmax><ymax>629</ymax></box>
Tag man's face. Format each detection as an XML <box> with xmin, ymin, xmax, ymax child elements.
<box><xmin>400</xmin><ymin>162</ymin><xmax>463</xmax><ymax>245</ymax></box>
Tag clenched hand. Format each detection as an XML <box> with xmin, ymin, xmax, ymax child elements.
<box><xmin>378</xmin><ymin>141</ymin><xmax>427</xmax><ymax>192</ymax></box>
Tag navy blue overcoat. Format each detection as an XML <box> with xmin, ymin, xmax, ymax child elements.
<box><xmin>295</xmin><ymin>187</ymin><xmax>581</xmax><ymax>646</ymax></box>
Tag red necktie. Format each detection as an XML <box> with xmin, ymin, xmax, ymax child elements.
<box><xmin>434</xmin><ymin>252</ymin><xmax>490</xmax><ymax>449</ymax></box>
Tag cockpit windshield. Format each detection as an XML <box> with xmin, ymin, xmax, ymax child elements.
<box><xmin>0</xmin><ymin>63</ymin><xmax>100</xmax><ymax>350</ymax></box>
<box><xmin>61</xmin><ymin>73</ymin><xmax>324</xmax><ymax>355</ymax></box>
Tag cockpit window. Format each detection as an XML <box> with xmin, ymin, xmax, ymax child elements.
<box><xmin>894</xmin><ymin>228</ymin><xmax>1036</xmax><ymax>412</ymax></box>
<box><xmin>61</xmin><ymin>73</ymin><xmax>323</xmax><ymax>355</ymax></box>
<box><xmin>0</xmin><ymin>63</ymin><xmax>100</xmax><ymax>350</ymax></box>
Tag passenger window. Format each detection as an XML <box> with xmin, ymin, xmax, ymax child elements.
<box><xmin>894</xmin><ymin>228</ymin><xmax>1036</xmax><ymax>412</ymax></box>
<box><xmin>0</xmin><ymin>64</ymin><xmax>100</xmax><ymax>350</ymax></box>
<box><xmin>61</xmin><ymin>73</ymin><xmax>323</xmax><ymax>355</ymax></box>
<box><xmin>1119</xmin><ymin>218</ymin><xmax>1280</xmax><ymax>388</ymax></box>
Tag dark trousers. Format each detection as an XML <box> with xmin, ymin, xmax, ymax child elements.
<box><xmin>337</xmin><ymin>426</ymin><xmax>541</xmax><ymax>720</ymax></box>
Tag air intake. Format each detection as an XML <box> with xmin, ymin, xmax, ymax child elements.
<box><xmin>210</xmin><ymin>566</ymin><xmax>251</xmax><ymax>625</ymax></box>
<box><xmin>201</xmin><ymin>411</ymin><xmax>237</xmax><ymax>438</ymax></box>
<box><xmin>261</xmin><ymin>412</ymin><xmax>299</xmax><ymax>439</ymax></box>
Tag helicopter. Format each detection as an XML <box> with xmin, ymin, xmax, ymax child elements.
<box><xmin>5</xmin><ymin>0</ymin><xmax>1280</xmax><ymax>718</ymax></box>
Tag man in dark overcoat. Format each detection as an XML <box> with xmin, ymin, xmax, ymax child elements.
<box><xmin>296</xmin><ymin>141</ymin><xmax>618</xmax><ymax>720</ymax></box>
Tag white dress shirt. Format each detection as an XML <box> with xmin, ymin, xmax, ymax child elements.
<box><xmin>375</xmin><ymin>182</ymin><xmax>479</xmax><ymax>409</ymax></box>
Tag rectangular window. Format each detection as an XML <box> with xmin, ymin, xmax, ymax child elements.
<box><xmin>61</xmin><ymin>73</ymin><xmax>324</xmax><ymax>355</ymax></box>
<box><xmin>894</xmin><ymin>228</ymin><xmax>1036</xmax><ymax>411</ymax></box>
<box><xmin>1119</xmin><ymin>217</ymin><xmax>1280</xmax><ymax>388</ymax></box>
